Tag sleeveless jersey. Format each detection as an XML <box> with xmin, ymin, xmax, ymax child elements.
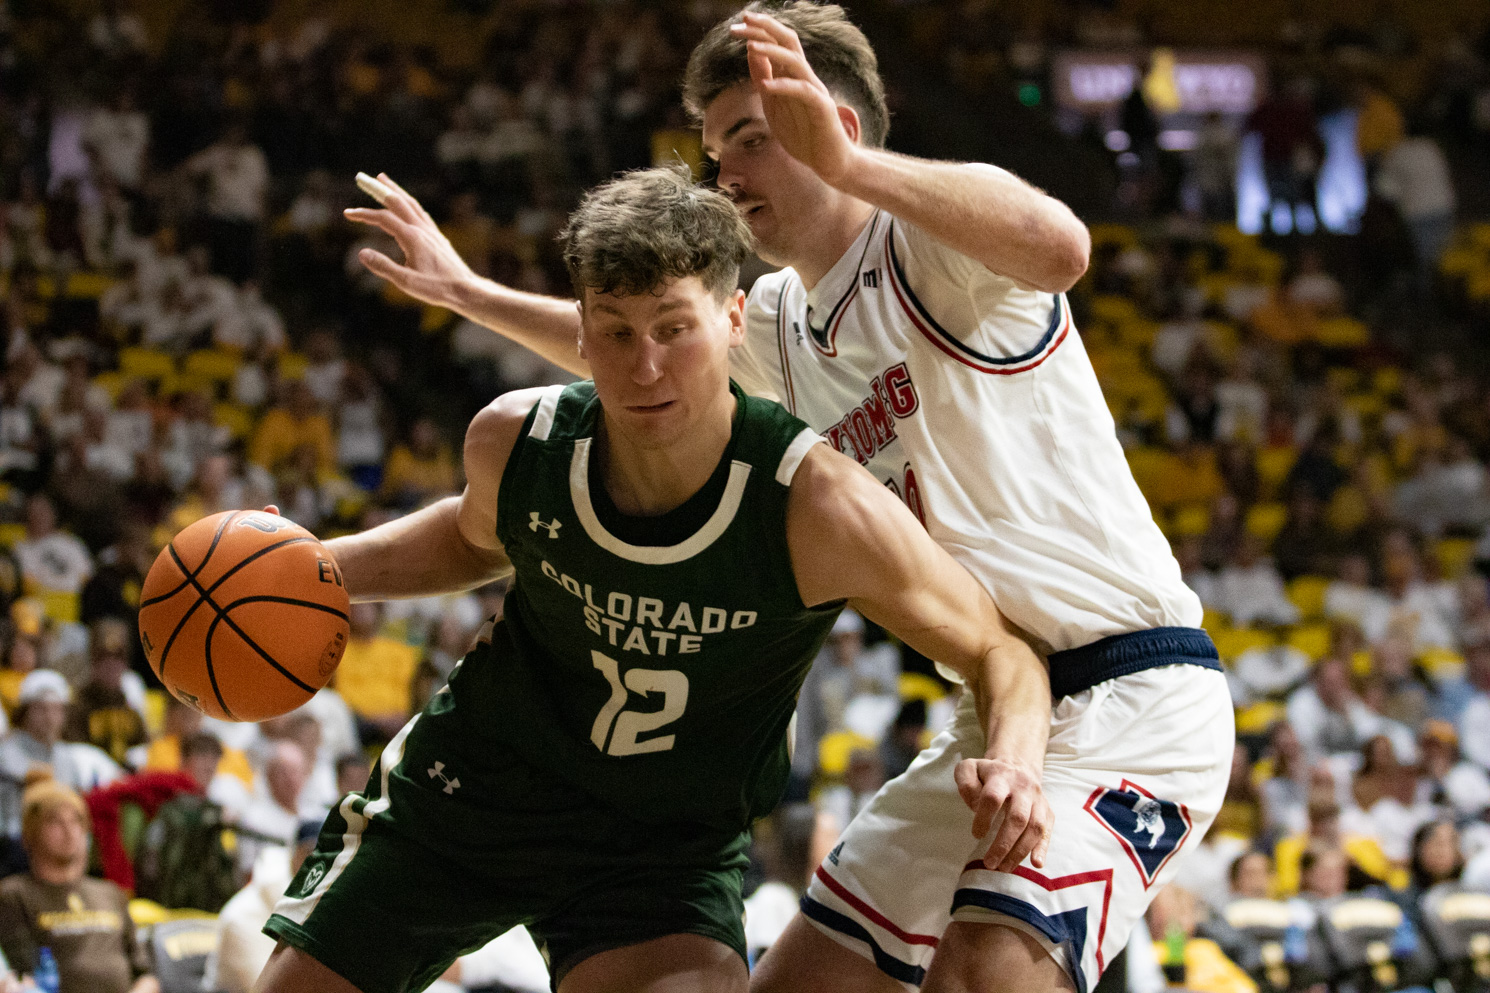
<box><xmin>730</xmin><ymin>189</ymin><xmax>1201</xmax><ymax>656</ymax></box>
<box><xmin>465</xmin><ymin>380</ymin><xmax>838</xmax><ymax>833</ymax></box>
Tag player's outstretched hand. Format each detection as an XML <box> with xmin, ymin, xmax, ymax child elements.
<box><xmin>729</xmin><ymin>12</ymin><xmax>858</xmax><ymax>186</ymax></box>
<box><xmin>344</xmin><ymin>172</ymin><xmax>478</xmax><ymax>311</ymax></box>
<box><xmin>955</xmin><ymin>756</ymin><xmax>1052</xmax><ymax>872</ymax></box>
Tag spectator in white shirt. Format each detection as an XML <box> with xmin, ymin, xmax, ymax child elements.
<box><xmin>1213</xmin><ymin>534</ymin><xmax>1300</xmax><ymax>627</ymax></box>
<box><xmin>184</xmin><ymin>123</ymin><xmax>268</xmax><ymax>283</ymax></box>
<box><xmin>236</xmin><ymin>741</ymin><xmax>307</xmax><ymax>875</ymax></box>
<box><xmin>1288</xmin><ymin>656</ymin><xmax>1388</xmax><ymax>762</ymax></box>
<box><xmin>1324</xmin><ymin>553</ymin><xmax>1393</xmax><ymax>642</ymax></box>
<box><xmin>83</xmin><ymin>91</ymin><xmax>149</xmax><ymax>192</ymax></box>
<box><xmin>1418</xmin><ymin>720</ymin><xmax>1490</xmax><ymax>820</ymax></box>
<box><xmin>0</xmin><ymin>671</ymin><xmax>121</xmax><ymax>837</ymax></box>
<box><xmin>13</xmin><ymin>493</ymin><xmax>93</xmax><ymax>596</ymax></box>
<box><xmin>213</xmin><ymin>281</ymin><xmax>285</xmax><ymax>355</ymax></box>
<box><xmin>1375</xmin><ymin>129</ymin><xmax>1456</xmax><ymax>290</ymax></box>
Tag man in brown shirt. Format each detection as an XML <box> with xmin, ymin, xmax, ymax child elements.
<box><xmin>0</xmin><ymin>770</ymin><xmax>158</xmax><ymax>993</ymax></box>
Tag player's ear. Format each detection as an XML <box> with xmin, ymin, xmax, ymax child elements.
<box><xmin>726</xmin><ymin>289</ymin><xmax>747</xmax><ymax>348</ymax></box>
<box><xmin>836</xmin><ymin>103</ymin><xmax>862</xmax><ymax>146</ymax></box>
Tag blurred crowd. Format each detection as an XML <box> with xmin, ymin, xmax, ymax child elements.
<box><xmin>0</xmin><ymin>0</ymin><xmax>1487</xmax><ymax>991</ymax></box>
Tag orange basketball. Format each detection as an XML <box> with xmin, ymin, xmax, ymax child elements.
<box><xmin>138</xmin><ymin>510</ymin><xmax>350</xmax><ymax>722</ymax></box>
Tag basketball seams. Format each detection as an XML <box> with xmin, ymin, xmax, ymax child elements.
<box><xmin>201</xmin><ymin>612</ymin><xmax>238</xmax><ymax>721</ymax></box>
<box><xmin>154</xmin><ymin>535</ymin><xmax>315</xmax><ymax>679</ymax></box>
<box><xmin>140</xmin><ymin>511</ymin><xmax>243</xmax><ymax>608</ymax></box>
<box><xmin>213</xmin><ymin>606</ymin><xmax>320</xmax><ymax>695</ymax></box>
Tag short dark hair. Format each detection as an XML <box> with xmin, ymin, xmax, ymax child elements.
<box><xmin>560</xmin><ymin>165</ymin><xmax>752</xmax><ymax>300</ymax></box>
<box><xmin>181</xmin><ymin>732</ymin><xmax>223</xmax><ymax>761</ymax></box>
<box><xmin>683</xmin><ymin>1</ymin><xmax>889</xmax><ymax>148</ymax></box>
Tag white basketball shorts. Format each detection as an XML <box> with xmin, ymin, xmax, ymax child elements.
<box><xmin>801</xmin><ymin>656</ymin><xmax>1234</xmax><ymax>992</ymax></box>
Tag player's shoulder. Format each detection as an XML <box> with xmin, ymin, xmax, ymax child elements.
<box><xmin>466</xmin><ymin>385</ymin><xmax>567</xmax><ymax>480</ymax></box>
<box><xmin>745</xmin><ymin>267</ymin><xmax>803</xmax><ymax>312</ymax></box>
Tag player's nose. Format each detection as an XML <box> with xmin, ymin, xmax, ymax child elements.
<box><xmin>630</xmin><ymin>335</ymin><xmax>664</xmax><ymax>385</ymax></box>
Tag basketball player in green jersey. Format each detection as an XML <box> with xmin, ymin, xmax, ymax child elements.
<box><xmin>254</xmin><ymin>167</ymin><xmax>1051</xmax><ymax>993</ymax></box>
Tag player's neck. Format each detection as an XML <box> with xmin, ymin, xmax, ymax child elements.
<box><xmin>789</xmin><ymin>197</ymin><xmax>877</xmax><ymax>292</ymax></box>
<box><xmin>596</xmin><ymin>390</ymin><xmax>738</xmax><ymax>517</ymax></box>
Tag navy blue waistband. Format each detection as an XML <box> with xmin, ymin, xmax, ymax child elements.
<box><xmin>1047</xmin><ymin>626</ymin><xmax>1221</xmax><ymax>699</ymax></box>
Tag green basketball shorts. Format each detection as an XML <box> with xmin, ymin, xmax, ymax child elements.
<box><xmin>263</xmin><ymin>690</ymin><xmax>750</xmax><ymax>993</ymax></box>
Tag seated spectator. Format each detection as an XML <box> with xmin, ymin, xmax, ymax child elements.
<box><xmin>1352</xmin><ymin>735</ymin><xmax>1435</xmax><ymax>862</ymax></box>
<box><xmin>1417</xmin><ymin>719</ymin><xmax>1490</xmax><ymax>819</ymax></box>
<box><xmin>0</xmin><ymin>671</ymin><xmax>121</xmax><ymax>836</ymax></box>
<box><xmin>815</xmin><ymin>748</ymin><xmax>886</xmax><ymax>839</ymax></box>
<box><xmin>336</xmin><ymin>753</ymin><xmax>371</xmax><ymax>798</ymax></box>
<box><xmin>1141</xmin><ymin>884</ymin><xmax>1256</xmax><ymax>993</ymax></box>
<box><xmin>1397</xmin><ymin>820</ymin><xmax>1462</xmax><ymax>926</ymax></box>
<box><xmin>379</xmin><ymin>416</ymin><xmax>457</xmax><ymax>509</ymax></box>
<box><xmin>879</xmin><ymin>699</ymin><xmax>926</xmax><ymax>781</ymax></box>
<box><xmin>65</xmin><ymin>617</ymin><xmax>147</xmax><ymax>765</ymax></box>
<box><xmin>1260</xmin><ymin>722</ymin><xmax>1310</xmax><ymax>837</ymax></box>
<box><xmin>1228</xmin><ymin>850</ymin><xmax>1274</xmax><ymax>901</ymax></box>
<box><xmin>1368</xmin><ymin>634</ymin><xmax>1431</xmax><ymax>730</ymax></box>
<box><xmin>1294</xmin><ymin>844</ymin><xmax>1351</xmax><ymax>908</ymax></box>
<box><xmin>12</xmin><ymin>493</ymin><xmax>93</xmax><ymax>605</ymax></box>
<box><xmin>247</xmin><ymin>380</ymin><xmax>335</xmax><ymax>479</ymax></box>
<box><xmin>1379</xmin><ymin>529</ymin><xmax>1457</xmax><ymax>651</ymax></box>
<box><xmin>236</xmin><ymin>741</ymin><xmax>308</xmax><ymax>876</ymax></box>
<box><xmin>1213</xmin><ymin>534</ymin><xmax>1300</xmax><ymax>627</ymax></box>
<box><xmin>202</xmin><ymin>822</ymin><xmax>314</xmax><ymax>993</ymax></box>
<box><xmin>333</xmin><ymin>602</ymin><xmax>422</xmax><ymax>743</ymax></box>
<box><xmin>0</xmin><ymin>625</ymin><xmax>38</xmax><ymax>722</ymax></box>
<box><xmin>1286</xmin><ymin>657</ymin><xmax>1380</xmax><ymax>761</ymax></box>
<box><xmin>1435</xmin><ymin>636</ymin><xmax>1490</xmax><ymax>726</ymax></box>
<box><xmin>134</xmin><ymin>698</ymin><xmax>255</xmax><ymax>802</ymax></box>
<box><xmin>1230</xmin><ymin>642</ymin><xmax>1311</xmax><ymax>707</ymax></box>
<box><xmin>1215</xmin><ymin>744</ymin><xmax>1262</xmax><ymax>840</ymax></box>
<box><xmin>1274</xmin><ymin>796</ymin><xmax>1395</xmax><ymax>895</ymax></box>
<box><xmin>0</xmin><ymin>770</ymin><xmax>158</xmax><ymax>993</ymax></box>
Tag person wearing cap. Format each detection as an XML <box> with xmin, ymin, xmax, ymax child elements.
<box><xmin>0</xmin><ymin>671</ymin><xmax>120</xmax><ymax>839</ymax></box>
<box><xmin>0</xmin><ymin>770</ymin><xmax>158</xmax><ymax>993</ymax></box>
<box><xmin>1419</xmin><ymin>719</ymin><xmax>1490</xmax><ymax>820</ymax></box>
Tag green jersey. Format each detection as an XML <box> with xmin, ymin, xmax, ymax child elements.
<box><xmin>461</xmin><ymin>380</ymin><xmax>841</xmax><ymax>832</ymax></box>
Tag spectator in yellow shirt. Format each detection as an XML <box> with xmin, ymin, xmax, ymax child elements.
<box><xmin>248</xmin><ymin>380</ymin><xmax>335</xmax><ymax>477</ymax></box>
<box><xmin>1273</xmin><ymin>797</ymin><xmax>1398</xmax><ymax>895</ymax></box>
<box><xmin>333</xmin><ymin>602</ymin><xmax>420</xmax><ymax>744</ymax></box>
<box><xmin>379</xmin><ymin>417</ymin><xmax>456</xmax><ymax>509</ymax></box>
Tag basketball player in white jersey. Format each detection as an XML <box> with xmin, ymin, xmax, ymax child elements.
<box><xmin>343</xmin><ymin>5</ymin><xmax>1234</xmax><ymax>991</ymax></box>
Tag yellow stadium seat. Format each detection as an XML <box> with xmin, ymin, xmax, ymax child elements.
<box><xmin>1089</xmin><ymin>297</ymin><xmax>1139</xmax><ymax>332</ymax></box>
<box><xmin>1371</xmin><ymin>368</ymin><xmax>1402</xmax><ymax>397</ymax></box>
<box><xmin>818</xmin><ymin>730</ymin><xmax>877</xmax><ymax>778</ymax></box>
<box><xmin>1468</xmin><ymin>223</ymin><xmax>1490</xmax><ymax>250</ymax></box>
<box><xmin>1116</xmin><ymin>317</ymin><xmax>1161</xmax><ymax>349</ymax></box>
<box><xmin>118</xmin><ymin>347</ymin><xmax>176</xmax><ymax>381</ymax></box>
<box><xmin>1440</xmin><ymin>246</ymin><xmax>1481</xmax><ymax>277</ymax></box>
<box><xmin>1255</xmin><ymin>447</ymin><xmax>1297</xmax><ymax>498</ymax></box>
<box><xmin>1314</xmin><ymin>316</ymin><xmax>1370</xmax><ymax>348</ymax></box>
<box><xmin>1285</xmin><ymin>576</ymin><xmax>1331</xmax><ymax>620</ymax></box>
<box><xmin>92</xmin><ymin>371</ymin><xmax>127</xmax><ymax>400</ymax></box>
<box><xmin>144</xmin><ymin>689</ymin><xmax>169</xmax><ymax>738</ymax></box>
<box><xmin>898</xmin><ymin>672</ymin><xmax>946</xmax><ymax>704</ymax></box>
<box><xmin>1286</xmin><ymin>622</ymin><xmax>1332</xmax><ymax>661</ymax></box>
<box><xmin>212</xmin><ymin>402</ymin><xmax>256</xmax><ymax>439</ymax></box>
<box><xmin>1434</xmin><ymin>538</ymin><xmax>1477</xmax><ymax>580</ymax></box>
<box><xmin>1088</xmin><ymin>224</ymin><xmax>1138</xmax><ymax>250</ymax></box>
<box><xmin>63</xmin><ymin>271</ymin><xmax>116</xmax><ymax>299</ymax></box>
<box><xmin>184</xmin><ymin>349</ymin><xmax>242</xmax><ymax>383</ymax></box>
<box><xmin>35</xmin><ymin>589</ymin><xmax>80</xmax><ymax>624</ymax></box>
<box><xmin>420</xmin><ymin>305</ymin><xmax>454</xmax><ymax>334</ymax></box>
<box><xmin>0</xmin><ymin>523</ymin><xmax>25</xmax><ymax>549</ymax></box>
<box><xmin>1235</xmin><ymin>701</ymin><xmax>1285</xmax><ymax>735</ymax></box>
<box><xmin>1351</xmin><ymin>650</ymin><xmax>1373</xmax><ymax>679</ymax></box>
<box><xmin>1419</xmin><ymin>647</ymin><xmax>1465</xmax><ymax>680</ymax></box>
<box><xmin>158</xmin><ymin>372</ymin><xmax>213</xmax><ymax>397</ymax></box>
<box><xmin>1245</xmin><ymin>502</ymin><xmax>1288</xmax><ymax>543</ymax></box>
<box><xmin>1171</xmin><ymin>504</ymin><xmax>1210</xmax><ymax>538</ymax></box>
<box><xmin>1211</xmin><ymin>627</ymin><xmax>1276</xmax><ymax>662</ymax></box>
<box><xmin>1344</xmin><ymin>393</ymin><xmax>1386</xmax><ymax>418</ymax></box>
<box><xmin>1126</xmin><ymin>447</ymin><xmax>1171</xmax><ymax>501</ymax></box>
<box><xmin>277</xmin><ymin>351</ymin><xmax>309</xmax><ymax>380</ymax></box>
<box><xmin>129</xmin><ymin>899</ymin><xmax>216</xmax><ymax>927</ymax></box>
<box><xmin>1201</xmin><ymin>608</ymin><xmax>1231</xmax><ymax>634</ymax></box>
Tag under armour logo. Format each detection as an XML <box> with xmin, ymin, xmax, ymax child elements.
<box><xmin>529</xmin><ymin>512</ymin><xmax>561</xmax><ymax>538</ymax></box>
<box><xmin>428</xmin><ymin>761</ymin><xmax>460</xmax><ymax>794</ymax></box>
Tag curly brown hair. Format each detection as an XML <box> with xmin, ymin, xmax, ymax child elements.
<box><xmin>683</xmin><ymin>1</ymin><xmax>889</xmax><ymax>149</ymax></box>
<box><xmin>560</xmin><ymin>164</ymin><xmax>753</xmax><ymax>300</ymax></box>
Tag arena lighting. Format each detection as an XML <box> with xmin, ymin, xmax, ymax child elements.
<box><xmin>1157</xmin><ymin>130</ymin><xmax>1198</xmax><ymax>151</ymax></box>
<box><xmin>1105</xmin><ymin>130</ymin><xmax>1132</xmax><ymax>152</ymax></box>
<box><xmin>1054</xmin><ymin>50</ymin><xmax>1265</xmax><ymax>114</ymax></box>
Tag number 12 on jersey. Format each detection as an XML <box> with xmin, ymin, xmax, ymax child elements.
<box><xmin>589</xmin><ymin>651</ymin><xmax>690</xmax><ymax>756</ymax></box>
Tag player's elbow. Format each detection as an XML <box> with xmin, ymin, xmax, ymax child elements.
<box><xmin>1032</xmin><ymin>221</ymin><xmax>1090</xmax><ymax>294</ymax></box>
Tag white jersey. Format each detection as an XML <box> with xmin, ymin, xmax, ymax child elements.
<box><xmin>732</xmin><ymin>197</ymin><xmax>1200</xmax><ymax>654</ymax></box>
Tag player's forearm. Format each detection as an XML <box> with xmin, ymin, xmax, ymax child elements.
<box><xmin>453</xmin><ymin>277</ymin><xmax>589</xmax><ymax>377</ymax></box>
<box><xmin>832</xmin><ymin>148</ymin><xmax>1090</xmax><ymax>293</ymax></box>
<box><xmin>324</xmin><ymin>496</ymin><xmax>511</xmax><ymax>602</ymax></box>
<box><xmin>970</xmin><ymin>639</ymin><xmax>1052</xmax><ymax>770</ymax></box>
